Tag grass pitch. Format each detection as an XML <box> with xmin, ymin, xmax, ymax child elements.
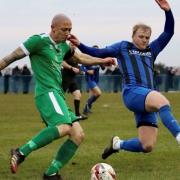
<box><xmin>0</xmin><ymin>92</ymin><xmax>180</xmax><ymax>180</ymax></box>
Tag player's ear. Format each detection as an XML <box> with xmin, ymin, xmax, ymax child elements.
<box><xmin>51</xmin><ymin>25</ymin><xmax>56</xmax><ymax>33</ymax></box>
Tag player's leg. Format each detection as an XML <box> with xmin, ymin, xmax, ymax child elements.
<box><xmin>72</xmin><ymin>89</ymin><xmax>81</xmax><ymax>116</ymax></box>
<box><xmin>145</xmin><ymin>90</ymin><xmax>180</xmax><ymax>143</ymax></box>
<box><xmin>102</xmin><ymin>112</ymin><xmax>158</xmax><ymax>159</ymax></box>
<box><xmin>102</xmin><ymin>87</ymin><xmax>158</xmax><ymax>159</ymax></box>
<box><xmin>44</xmin><ymin>111</ymin><xmax>84</xmax><ymax>178</ymax></box>
<box><xmin>70</xmin><ymin>81</ymin><xmax>88</xmax><ymax>120</ymax></box>
<box><xmin>83</xmin><ymin>82</ymin><xmax>101</xmax><ymax>115</ymax></box>
<box><xmin>10</xmin><ymin>91</ymin><xmax>72</xmax><ymax>174</ymax></box>
<box><xmin>138</xmin><ymin>126</ymin><xmax>158</xmax><ymax>152</ymax></box>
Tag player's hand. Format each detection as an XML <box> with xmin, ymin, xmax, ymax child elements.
<box><xmin>72</xmin><ymin>67</ymin><xmax>80</xmax><ymax>74</ymax></box>
<box><xmin>68</xmin><ymin>34</ymin><xmax>80</xmax><ymax>46</ymax></box>
<box><xmin>155</xmin><ymin>0</ymin><xmax>170</xmax><ymax>11</ymax></box>
<box><xmin>69</xmin><ymin>42</ymin><xmax>77</xmax><ymax>50</ymax></box>
<box><xmin>102</xmin><ymin>58</ymin><xmax>116</xmax><ymax>67</ymax></box>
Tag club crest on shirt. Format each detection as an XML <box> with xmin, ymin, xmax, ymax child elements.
<box><xmin>129</xmin><ymin>50</ymin><xmax>152</xmax><ymax>57</ymax></box>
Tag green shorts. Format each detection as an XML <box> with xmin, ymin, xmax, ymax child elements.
<box><xmin>35</xmin><ymin>91</ymin><xmax>77</xmax><ymax>127</ymax></box>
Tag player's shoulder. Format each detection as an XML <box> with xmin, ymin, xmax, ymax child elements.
<box><xmin>108</xmin><ymin>40</ymin><xmax>128</xmax><ymax>49</ymax></box>
<box><xmin>119</xmin><ymin>41</ymin><xmax>135</xmax><ymax>50</ymax></box>
<box><xmin>121</xmin><ymin>41</ymin><xmax>132</xmax><ymax>46</ymax></box>
<box><xmin>28</xmin><ymin>33</ymin><xmax>46</xmax><ymax>39</ymax></box>
<box><xmin>26</xmin><ymin>33</ymin><xmax>49</xmax><ymax>44</ymax></box>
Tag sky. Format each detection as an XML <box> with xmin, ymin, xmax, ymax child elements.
<box><xmin>0</xmin><ymin>0</ymin><xmax>179</xmax><ymax>68</ymax></box>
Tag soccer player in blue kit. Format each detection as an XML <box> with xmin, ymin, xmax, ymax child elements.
<box><xmin>81</xmin><ymin>63</ymin><xmax>101</xmax><ymax>115</ymax></box>
<box><xmin>80</xmin><ymin>45</ymin><xmax>102</xmax><ymax>115</ymax></box>
<box><xmin>69</xmin><ymin>0</ymin><xmax>180</xmax><ymax>159</ymax></box>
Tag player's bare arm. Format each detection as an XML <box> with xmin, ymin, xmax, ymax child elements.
<box><xmin>0</xmin><ymin>47</ymin><xmax>26</xmax><ymax>70</ymax></box>
<box><xmin>73</xmin><ymin>51</ymin><xmax>114</xmax><ymax>66</ymax></box>
<box><xmin>62</xmin><ymin>60</ymin><xmax>80</xmax><ymax>73</ymax></box>
<box><xmin>62</xmin><ymin>61</ymin><xmax>73</xmax><ymax>70</ymax></box>
<box><xmin>155</xmin><ymin>0</ymin><xmax>170</xmax><ymax>11</ymax></box>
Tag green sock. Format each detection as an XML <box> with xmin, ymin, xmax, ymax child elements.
<box><xmin>19</xmin><ymin>126</ymin><xmax>60</xmax><ymax>156</ymax></box>
<box><xmin>45</xmin><ymin>139</ymin><xmax>78</xmax><ymax>176</ymax></box>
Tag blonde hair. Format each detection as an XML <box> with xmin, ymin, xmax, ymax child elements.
<box><xmin>132</xmin><ymin>23</ymin><xmax>151</xmax><ymax>37</ymax></box>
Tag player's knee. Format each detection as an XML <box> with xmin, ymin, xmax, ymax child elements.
<box><xmin>57</xmin><ymin>124</ymin><xmax>72</xmax><ymax>137</ymax></box>
<box><xmin>96</xmin><ymin>91</ymin><xmax>101</xmax><ymax>97</ymax></box>
<box><xmin>161</xmin><ymin>98</ymin><xmax>170</xmax><ymax>107</ymax></box>
<box><xmin>72</xmin><ymin>131</ymin><xmax>85</xmax><ymax>145</ymax></box>
<box><xmin>78</xmin><ymin>130</ymin><xmax>85</xmax><ymax>143</ymax></box>
<box><xmin>142</xmin><ymin>143</ymin><xmax>155</xmax><ymax>153</ymax></box>
<box><xmin>74</xmin><ymin>91</ymin><xmax>81</xmax><ymax>100</ymax></box>
<box><xmin>158</xmin><ymin>96</ymin><xmax>170</xmax><ymax>109</ymax></box>
<box><xmin>74</xmin><ymin>96</ymin><xmax>81</xmax><ymax>100</ymax></box>
<box><xmin>77</xmin><ymin>93</ymin><xmax>82</xmax><ymax>99</ymax></box>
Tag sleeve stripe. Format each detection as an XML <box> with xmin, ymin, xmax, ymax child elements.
<box><xmin>20</xmin><ymin>43</ymin><xmax>30</xmax><ymax>56</ymax></box>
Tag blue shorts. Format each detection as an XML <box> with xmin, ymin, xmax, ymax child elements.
<box><xmin>122</xmin><ymin>86</ymin><xmax>158</xmax><ymax>128</ymax></box>
<box><xmin>87</xmin><ymin>80</ymin><xmax>98</xmax><ymax>90</ymax></box>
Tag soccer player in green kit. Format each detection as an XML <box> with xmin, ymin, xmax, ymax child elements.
<box><xmin>0</xmin><ymin>14</ymin><xmax>114</xmax><ymax>180</ymax></box>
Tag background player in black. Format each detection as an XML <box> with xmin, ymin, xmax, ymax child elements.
<box><xmin>62</xmin><ymin>58</ymin><xmax>88</xmax><ymax>120</ymax></box>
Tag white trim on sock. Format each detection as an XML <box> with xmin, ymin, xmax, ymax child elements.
<box><xmin>176</xmin><ymin>133</ymin><xmax>180</xmax><ymax>144</ymax></box>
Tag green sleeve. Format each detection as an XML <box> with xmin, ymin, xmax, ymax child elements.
<box><xmin>23</xmin><ymin>35</ymin><xmax>43</xmax><ymax>55</ymax></box>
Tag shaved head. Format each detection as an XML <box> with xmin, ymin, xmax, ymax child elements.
<box><xmin>51</xmin><ymin>14</ymin><xmax>71</xmax><ymax>27</ymax></box>
<box><xmin>50</xmin><ymin>13</ymin><xmax>72</xmax><ymax>43</ymax></box>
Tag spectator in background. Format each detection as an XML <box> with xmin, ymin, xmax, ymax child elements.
<box><xmin>165</xmin><ymin>66</ymin><xmax>175</xmax><ymax>92</ymax></box>
<box><xmin>112</xmin><ymin>66</ymin><xmax>121</xmax><ymax>93</ymax></box>
<box><xmin>21</xmin><ymin>65</ymin><xmax>32</xmax><ymax>94</ymax></box>
<box><xmin>153</xmin><ymin>68</ymin><xmax>161</xmax><ymax>91</ymax></box>
<box><xmin>103</xmin><ymin>62</ymin><xmax>119</xmax><ymax>92</ymax></box>
<box><xmin>12</xmin><ymin>66</ymin><xmax>21</xmax><ymax>93</ymax></box>
<box><xmin>3</xmin><ymin>68</ymin><xmax>11</xmax><ymax>94</ymax></box>
<box><xmin>173</xmin><ymin>67</ymin><xmax>180</xmax><ymax>91</ymax></box>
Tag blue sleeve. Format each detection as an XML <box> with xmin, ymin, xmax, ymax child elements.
<box><xmin>78</xmin><ymin>42</ymin><xmax>121</xmax><ymax>58</ymax></box>
<box><xmin>150</xmin><ymin>10</ymin><xmax>174</xmax><ymax>60</ymax></box>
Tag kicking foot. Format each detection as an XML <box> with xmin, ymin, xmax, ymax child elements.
<box><xmin>10</xmin><ymin>148</ymin><xmax>25</xmax><ymax>173</ymax></box>
<box><xmin>102</xmin><ymin>136</ymin><xmax>121</xmax><ymax>159</ymax></box>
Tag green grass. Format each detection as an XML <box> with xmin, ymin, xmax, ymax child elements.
<box><xmin>0</xmin><ymin>92</ymin><xmax>180</xmax><ymax>180</ymax></box>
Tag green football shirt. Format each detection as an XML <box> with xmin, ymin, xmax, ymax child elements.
<box><xmin>20</xmin><ymin>33</ymin><xmax>70</xmax><ymax>97</ymax></box>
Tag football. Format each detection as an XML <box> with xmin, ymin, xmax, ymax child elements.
<box><xmin>91</xmin><ymin>163</ymin><xmax>116</xmax><ymax>180</ymax></box>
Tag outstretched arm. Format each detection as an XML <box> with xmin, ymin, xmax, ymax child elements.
<box><xmin>155</xmin><ymin>0</ymin><xmax>170</xmax><ymax>11</ymax></box>
<box><xmin>68</xmin><ymin>34</ymin><xmax>117</xmax><ymax>58</ymax></box>
<box><xmin>150</xmin><ymin>0</ymin><xmax>174</xmax><ymax>59</ymax></box>
<box><xmin>0</xmin><ymin>47</ymin><xmax>26</xmax><ymax>70</ymax></box>
<box><xmin>73</xmin><ymin>51</ymin><xmax>115</xmax><ymax>66</ymax></box>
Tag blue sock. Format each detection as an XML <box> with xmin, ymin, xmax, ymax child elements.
<box><xmin>87</xmin><ymin>95</ymin><xmax>98</xmax><ymax>107</ymax></box>
<box><xmin>159</xmin><ymin>105</ymin><xmax>180</xmax><ymax>137</ymax></box>
<box><xmin>121</xmin><ymin>138</ymin><xmax>144</xmax><ymax>152</ymax></box>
